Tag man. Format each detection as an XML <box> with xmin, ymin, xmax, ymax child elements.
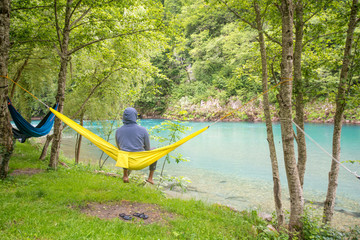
<box><xmin>115</xmin><ymin>107</ymin><xmax>156</xmax><ymax>184</ymax></box>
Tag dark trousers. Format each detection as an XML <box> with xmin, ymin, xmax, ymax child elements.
<box><xmin>149</xmin><ymin>161</ymin><xmax>157</xmax><ymax>171</ymax></box>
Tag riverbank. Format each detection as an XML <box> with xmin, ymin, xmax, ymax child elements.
<box><xmin>55</xmin><ymin>119</ymin><xmax>360</xmax><ymax>232</ymax></box>
<box><xmin>140</xmin><ymin>98</ymin><xmax>360</xmax><ymax>124</ymax></box>
<box><xmin>3</xmin><ymin>142</ymin><xmax>359</xmax><ymax>239</ymax></box>
<box><xmin>1</xmin><ymin>142</ymin><xmax>280</xmax><ymax>239</ymax></box>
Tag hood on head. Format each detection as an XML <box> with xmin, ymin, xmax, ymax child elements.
<box><xmin>123</xmin><ymin>107</ymin><xmax>138</xmax><ymax>124</ymax></box>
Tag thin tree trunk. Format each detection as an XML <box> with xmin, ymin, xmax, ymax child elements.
<box><xmin>49</xmin><ymin>60</ymin><xmax>68</xmax><ymax>169</ymax></box>
<box><xmin>40</xmin><ymin>67</ymin><xmax>115</xmax><ymax>161</ymax></box>
<box><xmin>18</xmin><ymin>80</ymin><xmax>32</xmax><ymax>122</ymax></box>
<box><xmin>293</xmin><ymin>0</ymin><xmax>307</xmax><ymax>188</ymax></box>
<box><xmin>39</xmin><ymin>134</ymin><xmax>53</xmax><ymax>160</ymax></box>
<box><xmin>75</xmin><ymin>111</ymin><xmax>84</xmax><ymax>164</ymax></box>
<box><xmin>49</xmin><ymin>0</ymin><xmax>72</xmax><ymax>169</ymax></box>
<box><xmin>0</xmin><ymin>0</ymin><xmax>14</xmax><ymax>179</ymax></box>
<box><xmin>10</xmin><ymin>55</ymin><xmax>30</xmax><ymax>98</ymax></box>
<box><xmin>278</xmin><ymin>0</ymin><xmax>304</xmax><ymax>231</ymax></box>
<box><xmin>254</xmin><ymin>2</ymin><xmax>284</xmax><ymax>227</ymax></box>
<box><xmin>323</xmin><ymin>0</ymin><xmax>359</xmax><ymax>224</ymax></box>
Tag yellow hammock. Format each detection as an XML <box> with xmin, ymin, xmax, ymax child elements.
<box><xmin>49</xmin><ymin>108</ymin><xmax>209</xmax><ymax>170</ymax></box>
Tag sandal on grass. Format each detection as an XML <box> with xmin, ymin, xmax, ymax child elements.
<box><xmin>133</xmin><ymin>212</ymin><xmax>149</xmax><ymax>220</ymax></box>
<box><xmin>119</xmin><ymin>213</ymin><xmax>132</xmax><ymax>220</ymax></box>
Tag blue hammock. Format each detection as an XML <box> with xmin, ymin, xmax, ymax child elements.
<box><xmin>7</xmin><ymin>98</ymin><xmax>58</xmax><ymax>143</ymax></box>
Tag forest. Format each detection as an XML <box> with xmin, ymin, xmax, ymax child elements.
<box><xmin>0</xmin><ymin>0</ymin><xmax>359</xmax><ymax>238</ymax></box>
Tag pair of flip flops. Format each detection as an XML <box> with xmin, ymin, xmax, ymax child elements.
<box><xmin>133</xmin><ymin>212</ymin><xmax>149</xmax><ymax>220</ymax></box>
<box><xmin>119</xmin><ymin>212</ymin><xmax>149</xmax><ymax>221</ymax></box>
<box><xmin>119</xmin><ymin>213</ymin><xmax>132</xmax><ymax>220</ymax></box>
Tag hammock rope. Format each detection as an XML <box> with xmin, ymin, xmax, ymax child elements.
<box><xmin>3</xmin><ymin>75</ymin><xmax>50</xmax><ymax>108</ymax></box>
<box><xmin>291</xmin><ymin>120</ymin><xmax>360</xmax><ymax>180</ymax></box>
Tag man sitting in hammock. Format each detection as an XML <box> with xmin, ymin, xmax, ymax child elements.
<box><xmin>115</xmin><ymin>107</ymin><xmax>156</xmax><ymax>184</ymax></box>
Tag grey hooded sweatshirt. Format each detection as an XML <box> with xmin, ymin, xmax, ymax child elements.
<box><xmin>115</xmin><ymin>107</ymin><xmax>150</xmax><ymax>152</ymax></box>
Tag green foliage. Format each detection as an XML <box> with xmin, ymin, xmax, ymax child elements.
<box><xmin>150</xmin><ymin>120</ymin><xmax>192</xmax><ymax>165</ymax></box>
<box><xmin>170</xmin><ymin>81</ymin><xmax>228</xmax><ymax>104</ymax></box>
<box><xmin>341</xmin><ymin>160</ymin><xmax>360</xmax><ymax>165</ymax></box>
<box><xmin>9</xmin><ymin>0</ymin><xmax>168</xmax><ymax>124</ymax></box>
<box><xmin>8</xmin><ymin>0</ymin><xmax>359</xmax><ymax>122</ymax></box>
<box><xmin>135</xmin><ymin>0</ymin><xmax>360</xmax><ymax>121</ymax></box>
<box><xmin>301</xmin><ymin>205</ymin><xmax>352</xmax><ymax>240</ymax></box>
<box><xmin>150</xmin><ymin>119</ymin><xmax>193</xmax><ymax>191</ymax></box>
<box><xmin>157</xmin><ymin>174</ymin><xmax>191</xmax><ymax>192</ymax></box>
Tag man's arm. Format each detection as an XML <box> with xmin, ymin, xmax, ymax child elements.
<box><xmin>115</xmin><ymin>129</ymin><xmax>121</xmax><ymax>150</ymax></box>
<box><xmin>144</xmin><ymin>131</ymin><xmax>150</xmax><ymax>151</ymax></box>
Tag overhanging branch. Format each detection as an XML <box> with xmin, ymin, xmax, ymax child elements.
<box><xmin>70</xmin><ymin>7</ymin><xmax>91</xmax><ymax>29</ymax></box>
<box><xmin>68</xmin><ymin>28</ymin><xmax>161</xmax><ymax>55</ymax></box>
<box><xmin>218</xmin><ymin>0</ymin><xmax>256</xmax><ymax>29</ymax></box>
<box><xmin>303</xmin><ymin>31</ymin><xmax>342</xmax><ymax>47</ymax></box>
<box><xmin>69</xmin><ymin>0</ymin><xmax>83</xmax><ymax>21</ymax></box>
<box><xmin>54</xmin><ymin>0</ymin><xmax>63</xmax><ymax>51</ymax></box>
<box><xmin>12</xmin><ymin>5</ymin><xmax>53</xmax><ymax>11</ymax></box>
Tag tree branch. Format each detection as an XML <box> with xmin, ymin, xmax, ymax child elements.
<box><xmin>263</xmin><ymin>30</ymin><xmax>282</xmax><ymax>46</ymax></box>
<box><xmin>12</xmin><ymin>5</ymin><xmax>53</xmax><ymax>11</ymax></box>
<box><xmin>70</xmin><ymin>22</ymin><xmax>87</xmax><ymax>31</ymax></box>
<box><xmin>303</xmin><ymin>0</ymin><xmax>333</xmax><ymax>24</ymax></box>
<box><xmin>219</xmin><ymin>0</ymin><xmax>281</xmax><ymax>46</ymax></box>
<box><xmin>293</xmin><ymin>127</ymin><xmax>299</xmax><ymax>144</ymax></box>
<box><xmin>70</xmin><ymin>19</ymin><xmax>121</xmax><ymax>31</ymax></box>
<box><xmin>70</xmin><ymin>66</ymin><xmax>122</xmax><ymax>119</ymax></box>
<box><xmin>12</xmin><ymin>39</ymin><xmax>54</xmax><ymax>45</ymax></box>
<box><xmin>218</xmin><ymin>0</ymin><xmax>257</xmax><ymax>29</ymax></box>
<box><xmin>260</xmin><ymin>1</ymin><xmax>271</xmax><ymax>26</ymax></box>
<box><xmin>68</xmin><ymin>28</ymin><xmax>161</xmax><ymax>55</ymax></box>
<box><xmin>54</xmin><ymin>0</ymin><xmax>63</xmax><ymax>51</ymax></box>
<box><xmin>303</xmin><ymin>31</ymin><xmax>342</xmax><ymax>47</ymax></box>
<box><xmin>70</xmin><ymin>7</ymin><xmax>91</xmax><ymax>30</ymax></box>
<box><xmin>69</xmin><ymin>0</ymin><xmax>83</xmax><ymax>21</ymax></box>
<box><xmin>270</xmin><ymin>56</ymin><xmax>280</xmax><ymax>84</ymax></box>
<box><xmin>54</xmin><ymin>43</ymin><xmax>62</xmax><ymax>57</ymax></box>
<box><xmin>274</xmin><ymin>3</ymin><xmax>281</xmax><ymax>13</ymax></box>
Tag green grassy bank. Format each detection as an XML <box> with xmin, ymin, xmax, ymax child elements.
<box><xmin>1</xmin><ymin>142</ymin><xmax>359</xmax><ymax>239</ymax></box>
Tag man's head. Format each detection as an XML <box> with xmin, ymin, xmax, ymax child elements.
<box><xmin>123</xmin><ymin>107</ymin><xmax>138</xmax><ymax>124</ymax></box>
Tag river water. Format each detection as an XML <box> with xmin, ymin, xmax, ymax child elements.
<box><xmin>58</xmin><ymin>119</ymin><xmax>360</xmax><ymax>228</ymax></box>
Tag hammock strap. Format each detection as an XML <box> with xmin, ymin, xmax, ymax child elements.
<box><xmin>291</xmin><ymin>119</ymin><xmax>360</xmax><ymax>180</ymax></box>
<box><xmin>1</xmin><ymin>75</ymin><xmax>50</xmax><ymax>108</ymax></box>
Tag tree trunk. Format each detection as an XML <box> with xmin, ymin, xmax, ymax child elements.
<box><xmin>49</xmin><ymin>0</ymin><xmax>73</xmax><ymax>169</ymax></box>
<box><xmin>279</xmin><ymin>0</ymin><xmax>304</xmax><ymax>231</ymax></box>
<box><xmin>323</xmin><ymin>0</ymin><xmax>359</xmax><ymax>224</ymax></box>
<box><xmin>254</xmin><ymin>2</ymin><xmax>284</xmax><ymax>227</ymax></box>
<box><xmin>0</xmin><ymin>0</ymin><xmax>14</xmax><ymax>179</ymax></box>
<box><xmin>293</xmin><ymin>0</ymin><xmax>307</xmax><ymax>188</ymax></box>
<box><xmin>18</xmin><ymin>81</ymin><xmax>32</xmax><ymax>122</ymax></box>
<box><xmin>74</xmin><ymin>111</ymin><xmax>84</xmax><ymax>164</ymax></box>
<box><xmin>10</xmin><ymin>56</ymin><xmax>30</xmax><ymax>98</ymax></box>
<box><xmin>39</xmin><ymin>134</ymin><xmax>53</xmax><ymax>160</ymax></box>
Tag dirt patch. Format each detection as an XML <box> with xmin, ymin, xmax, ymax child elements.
<box><xmin>80</xmin><ymin>200</ymin><xmax>177</xmax><ymax>225</ymax></box>
<box><xmin>10</xmin><ymin>168</ymin><xmax>44</xmax><ymax>176</ymax></box>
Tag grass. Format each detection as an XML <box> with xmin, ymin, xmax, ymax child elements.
<box><xmin>0</xmin><ymin>141</ymin><xmax>284</xmax><ymax>240</ymax></box>
<box><xmin>3</xmin><ymin>141</ymin><xmax>359</xmax><ymax>239</ymax></box>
